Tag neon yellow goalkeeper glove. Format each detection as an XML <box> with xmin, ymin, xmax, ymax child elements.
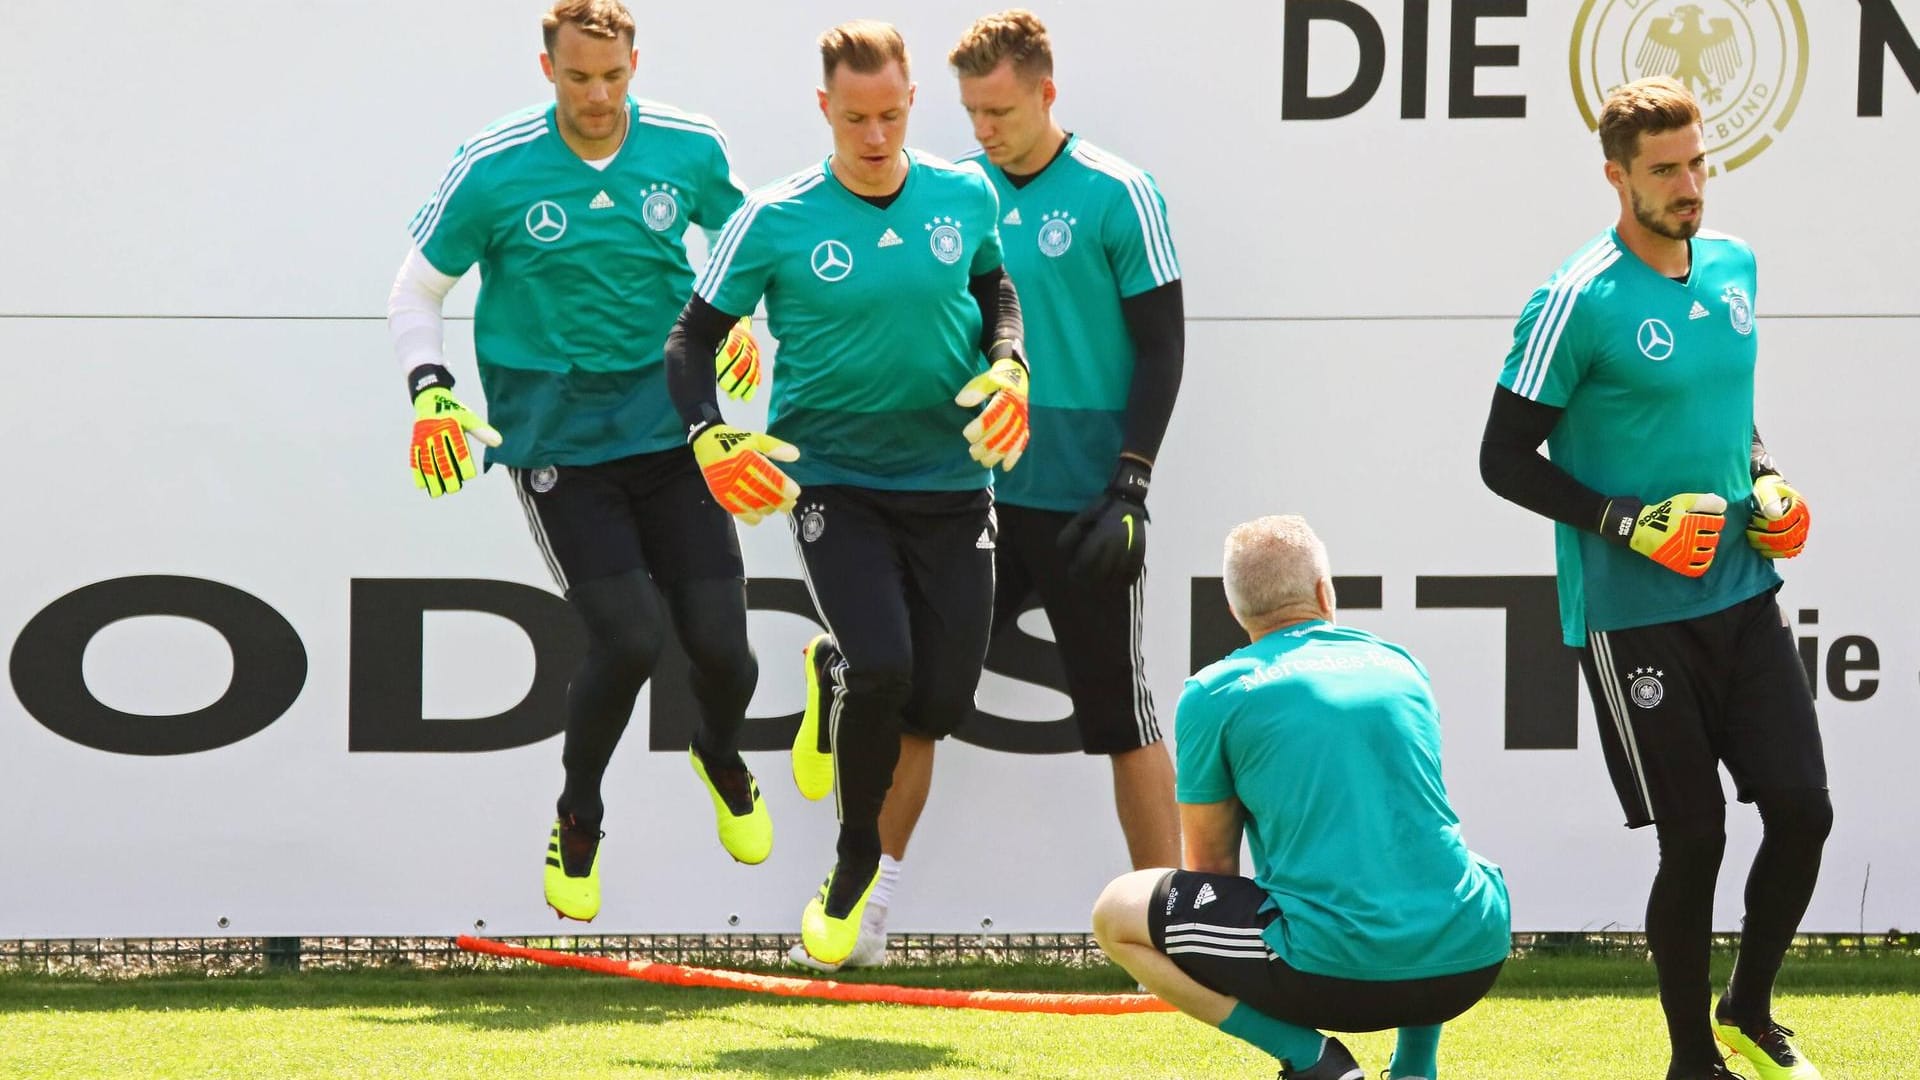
<box><xmin>408</xmin><ymin>365</ymin><xmax>501</xmax><ymax>498</ymax></box>
<box><xmin>1747</xmin><ymin>474</ymin><xmax>1810</xmax><ymax>559</ymax></box>
<box><xmin>690</xmin><ymin>420</ymin><xmax>800</xmax><ymax>526</ymax></box>
<box><xmin>953</xmin><ymin>350</ymin><xmax>1030</xmax><ymax>471</ymax></box>
<box><xmin>1600</xmin><ymin>492</ymin><xmax>1728</xmax><ymax>578</ymax></box>
<box><xmin>715</xmin><ymin>316</ymin><xmax>762</xmax><ymax>402</ymax></box>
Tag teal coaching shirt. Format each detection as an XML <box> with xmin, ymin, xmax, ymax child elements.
<box><xmin>964</xmin><ymin>136</ymin><xmax>1180</xmax><ymax>510</ymax></box>
<box><xmin>409</xmin><ymin>99</ymin><xmax>745</xmax><ymax>468</ymax></box>
<box><xmin>1498</xmin><ymin>228</ymin><xmax>1779</xmax><ymax>646</ymax></box>
<box><xmin>695</xmin><ymin>150</ymin><xmax>1005</xmax><ymax>492</ymax></box>
<box><xmin>1176</xmin><ymin>621</ymin><xmax>1511</xmax><ymax>982</ymax></box>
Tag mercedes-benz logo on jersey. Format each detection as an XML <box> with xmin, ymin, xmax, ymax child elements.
<box><xmin>1723</xmin><ymin>285</ymin><xmax>1754</xmax><ymax>335</ymax></box>
<box><xmin>642</xmin><ymin>183</ymin><xmax>680</xmax><ymax>232</ymax></box>
<box><xmin>524</xmin><ymin>200</ymin><xmax>567</xmax><ymax>243</ymax></box>
<box><xmin>1629</xmin><ymin>667</ymin><xmax>1666</xmax><ymax>709</ymax></box>
<box><xmin>810</xmin><ymin>240</ymin><xmax>853</xmax><ymax>282</ymax></box>
<box><xmin>925</xmin><ymin>216</ymin><xmax>963</xmax><ymax>265</ymax></box>
<box><xmin>1037</xmin><ymin>211</ymin><xmax>1075</xmax><ymax>258</ymax></box>
<box><xmin>1570</xmin><ymin>0</ymin><xmax>1807</xmax><ymax>175</ymax></box>
<box><xmin>1637</xmin><ymin>318</ymin><xmax>1676</xmax><ymax>361</ymax></box>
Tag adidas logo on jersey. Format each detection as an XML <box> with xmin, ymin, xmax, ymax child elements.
<box><xmin>1194</xmin><ymin>883</ymin><xmax>1217</xmax><ymax>909</ymax></box>
<box><xmin>1689</xmin><ymin>300</ymin><xmax>1710</xmax><ymax>320</ymax></box>
<box><xmin>975</xmin><ymin>527</ymin><xmax>994</xmax><ymax>550</ymax></box>
<box><xmin>878</xmin><ymin>228</ymin><xmax>903</xmax><ymax>248</ymax></box>
<box><xmin>1003</xmin><ymin>207</ymin><xmax>1022</xmax><ymax>226</ymax></box>
<box><xmin>589</xmin><ymin>190</ymin><xmax>615</xmax><ymax>210</ymax></box>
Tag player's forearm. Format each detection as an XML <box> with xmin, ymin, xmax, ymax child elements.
<box><xmin>1117</xmin><ymin>280</ymin><xmax>1186</xmax><ymax>463</ymax></box>
<box><xmin>1479</xmin><ymin>385</ymin><xmax>1613</xmax><ymax>533</ymax></box>
<box><xmin>665</xmin><ymin>294</ymin><xmax>741</xmax><ymax>430</ymax></box>
<box><xmin>386</xmin><ymin>247</ymin><xmax>461</xmax><ymax>379</ymax></box>
<box><xmin>968</xmin><ymin>266</ymin><xmax>1026</xmax><ymax>364</ymax></box>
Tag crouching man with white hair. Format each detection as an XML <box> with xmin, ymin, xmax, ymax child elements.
<box><xmin>1092</xmin><ymin>514</ymin><xmax>1511</xmax><ymax>1080</ymax></box>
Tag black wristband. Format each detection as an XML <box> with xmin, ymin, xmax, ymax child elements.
<box><xmin>685</xmin><ymin>402</ymin><xmax>724</xmax><ymax>445</ymax></box>
<box><xmin>406</xmin><ymin>363</ymin><xmax>455</xmax><ymax>401</ymax></box>
<box><xmin>1598</xmin><ymin>497</ymin><xmax>1642</xmax><ymax>547</ymax></box>
<box><xmin>1109</xmin><ymin>457</ymin><xmax>1151</xmax><ymax>504</ymax></box>
<box><xmin>987</xmin><ymin>338</ymin><xmax>1027</xmax><ymax>369</ymax></box>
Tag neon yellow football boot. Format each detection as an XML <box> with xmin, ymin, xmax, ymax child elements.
<box><xmin>688</xmin><ymin>746</ymin><xmax>772</xmax><ymax>865</ymax></box>
<box><xmin>1715</xmin><ymin>1007</ymin><xmax>1824</xmax><ymax>1080</ymax></box>
<box><xmin>793</xmin><ymin>635</ymin><xmax>839</xmax><ymax>800</ymax></box>
<box><xmin>799</xmin><ymin>860</ymin><xmax>881</xmax><ymax>966</ymax></box>
<box><xmin>543</xmin><ymin>815</ymin><xmax>602</xmax><ymax>922</ymax></box>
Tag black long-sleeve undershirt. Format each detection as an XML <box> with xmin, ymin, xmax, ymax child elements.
<box><xmin>1117</xmin><ymin>280</ymin><xmax>1185</xmax><ymax>463</ymax></box>
<box><xmin>665</xmin><ymin>295</ymin><xmax>738</xmax><ymax>432</ymax></box>
<box><xmin>967</xmin><ymin>265</ymin><xmax>1025</xmax><ymax>361</ymax></box>
<box><xmin>1478</xmin><ymin>385</ymin><xmax>1611</xmax><ymax>532</ymax></box>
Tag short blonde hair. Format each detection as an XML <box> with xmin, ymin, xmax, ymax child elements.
<box><xmin>949</xmin><ymin>9</ymin><xmax>1054</xmax><ymax>81</ymax></box>
<box><xmin>1599</xmin><ymin>76</ymin><xmax>1701</xmax><ymax>166</ymax></box>
<box><xmin>1223</xmin><ymin>516</ymin><xmax>1332</xmax><ymax>625</ymax></box>
<box><xmin>819</xmin><ymin>20</ymin><xmax>910</xmax><ymax>83</ymax></box>
<box><xmin>542</xmin><ymin>0</ymin><xmax>635</xmax><ymax>52</ymax></box>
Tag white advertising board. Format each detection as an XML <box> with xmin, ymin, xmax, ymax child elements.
<box><xmin>1</xmin><ymin>0</ymin><xmax>1915</xmax><ymax>936</ymax></box>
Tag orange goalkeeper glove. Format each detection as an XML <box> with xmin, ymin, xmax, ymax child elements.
<box><xmin>1747</xmin><ymin>474</ymin><xmax>1810</xmax><ymax>559</ymax></box>
<box><xmin>715</xmin><ymin>316</ymin><xmax>762</xmax><ymax>402</ymax></box>
<box><xmin>953</xmin><ymin>349</ymin><xmax>1029</xmax><ymax>471</ymax></box>
<box><xmin>1600</xmin><ymin>492</ymin><xmax>1728</xmax><ymax>578</ymax></box>
<box><xmin>407</xmin><ymin>364</ymin><xmax>501</xmax><ymax>498</ymax></box>
<box><xmin>690</xmin><ymin>420</ymin><xmax>800</xmax><ymax>526</ymax></box>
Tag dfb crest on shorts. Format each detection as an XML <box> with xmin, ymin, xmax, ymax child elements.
<box><xmin>642</xmin><ymin>183</ymin><xmax>681</xmax><ymax>232</ymax></box>
<box><xmin>1629</xmin><ymin>667</ymin><xmax>1665</xmax><ymax>709</ymax></box>
<box><xmin>800</xmin><ymin>502</ymin><xmax>826</xmax><ymax>543</ymax></box>
<box><xmin>1037</xmin><ymin>211</ymin><xmax>1075</xmax><ymax>258</ymax></box>
<box><xmin>925</xmin><ymin>216</ymin><xmax>964</xmax><ymax>264</ymax></box>
<box><xmin>529</xmin><ymin>466</ymin><xmax>559</xmax><ymax>493</ymax></box>
<box><xmin>1723</xmin><ymin>285</ymin><xmax>1753</xmax><ymax>335</ymax></box>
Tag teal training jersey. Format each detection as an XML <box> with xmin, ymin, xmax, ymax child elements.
<box><xmin>1176</xmin><ymin>621</ymin><xmax>1512</xmax><ymax>982</ymax></box>
<box><xmin>408</xmin><ymin>99</ymin><xmax>745</xmax><ymax>468</ymax></box>
<box><xmin>964</xmin><ymin>136</ymin><xmax>1181</xmax><ymax>510</ymax></box>
<box><xmin>695</xmin><ymin>150</ymin><xmax>1004</xmax><ymax>491</ymax></box>
<box><xmin>1498</xmin><ymin>228</ymin><xmax>1779</xmax><ymax>647</ymax></box>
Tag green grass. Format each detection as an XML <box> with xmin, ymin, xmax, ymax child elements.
<box><xmin>2</xmin><ymin>953</ymin><xmax>1915</xmax><ymax>1078</ymax></box>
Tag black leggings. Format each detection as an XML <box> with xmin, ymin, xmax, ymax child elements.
<box><xmin>556</xmin><ymin>570</ymin><xmax>755</xmax><ymax>823</ymax></box>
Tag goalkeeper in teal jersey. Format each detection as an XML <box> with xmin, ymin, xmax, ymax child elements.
<box><xmin>385</xmin><ymin>0</ymin><xmax>774</xmax><ymax>925</ymax></box>
<box><xmin>663</xmin><ymin>20</ymin><xmax>1027</xmax><ymax>969</ymax></box>
<box><xmin>786</xmin><ymin>10</ymin><xmax>1192</xmax><ymax>971</ymax></box>
<box><xmin>1480</xmin><ymin>78</ymin><xmax>1828</xmax><ymax>1080</ymax></box>
<box><xmin>1094</xmin><ymin>516</ymin><xmax>1510</xmax><ymax>1080</ymax></box>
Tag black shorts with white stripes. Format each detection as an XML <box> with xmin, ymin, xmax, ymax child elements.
<box><xmin>1580</xmin><ymin>585</ymin><xmax>1826</xmax><ymax>829</ymax></box>
<box><xmin>991</xmin><ymin>505</ymin><xmax>1161</xmax><ymax>754</ymax></box>
<box><xmin>1148</xmin><ymin>871</ymin><xmax>1503</xmax><ymax>1032</ymax></box>
<box><xmin>508</xmin><ymin>447</ymin><xmax>743</xmax><ymax>591</ymax></box>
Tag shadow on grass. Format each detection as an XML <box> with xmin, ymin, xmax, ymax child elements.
<box><xmin>616</xmin><ymin>1017</ymin><xmax>967</xmax><ymax>1077</ymax></box>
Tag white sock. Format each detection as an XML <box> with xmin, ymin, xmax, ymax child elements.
<box><xmin>870</xmin><ymin>854</ymin><xmax>901</xmax><ymax>910</ymax></box>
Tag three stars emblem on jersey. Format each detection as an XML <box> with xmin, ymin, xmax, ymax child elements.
<box><xmin>1037</xmin><ymin>211</ymin><xmax>1076</xmax><ymax>258</ymax></box>
<box><xmin>925</xmin><ymin>216</ymin><xmax>964</xmax><ymax>265</ymax></box>
<box><xmin>524</xmin><ymin>200</ymin><xmax>567</xmax><ymax>243</ymax></box>
<box><xmin>642</xmin><ymin>183</ymin><xmax>681</xmax><ymax>232</ymax></box>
